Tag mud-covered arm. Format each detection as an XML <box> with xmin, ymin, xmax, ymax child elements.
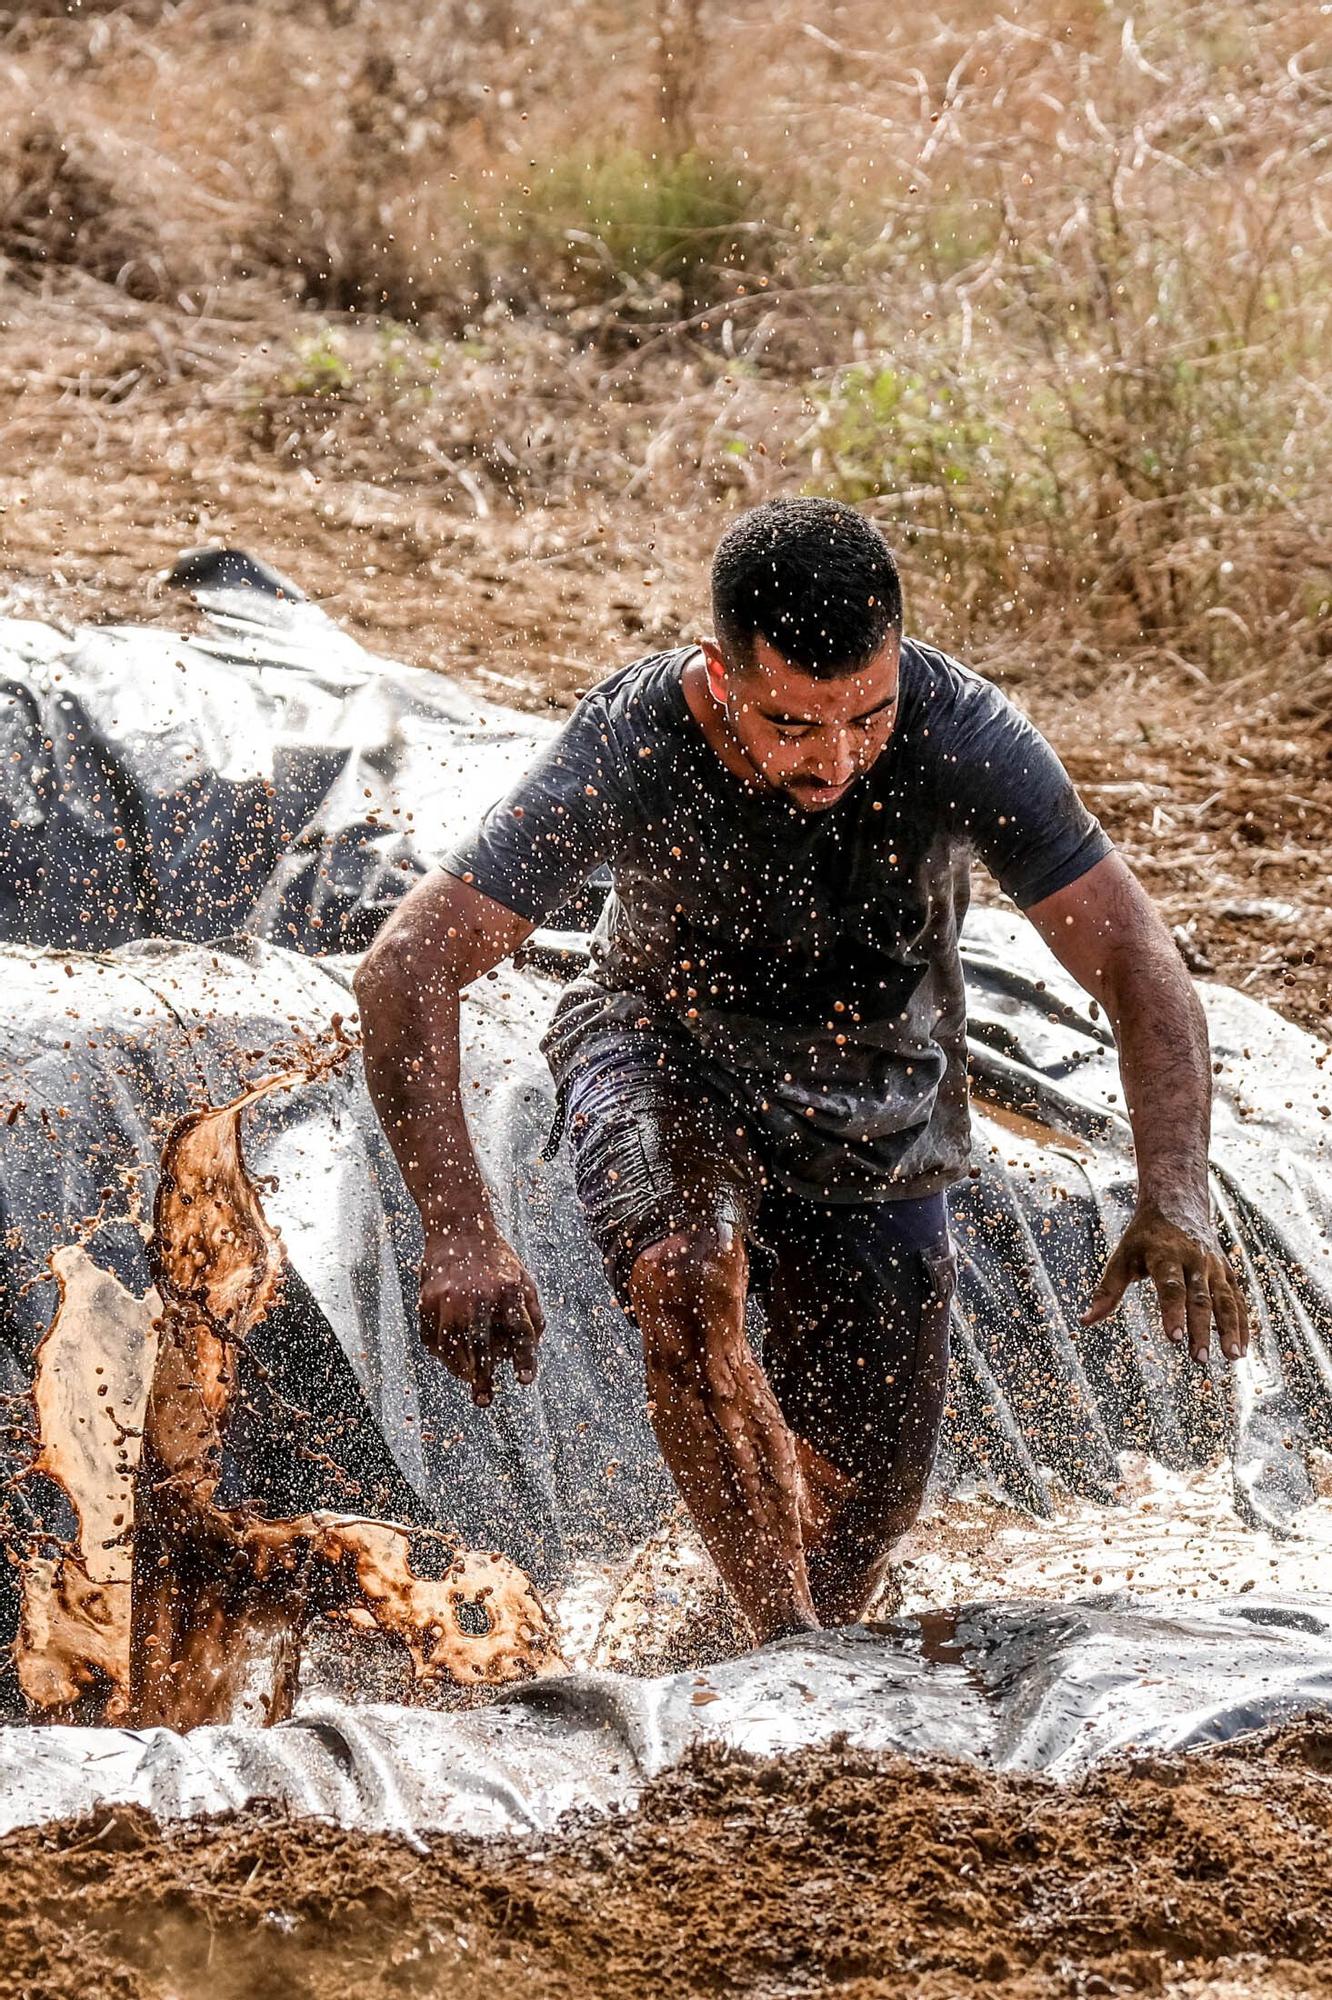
<box><xmin>354</xmin><ymin>871</ymin><xmax>541</xmax><ymax>1404</ymax></box>
<box><xmin>356</xmin><ymin>869</ymin><xmax>531</xmax><ymax>1236</ymax></box>
<box><xmin>1026</xmin><ymin>852</ymin><xmax>1249</xmax><ymax>1365</ymax></box>
<box><xmin>355</xmin><ymin>694</ymin><xmax>634</xmax><ymax>1403</ymax></box>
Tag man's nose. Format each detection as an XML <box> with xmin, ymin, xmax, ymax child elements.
<box><xmin>812</xmin><ymin>728</ymin><xmax>857</xmax><ymax>785</ymax></box>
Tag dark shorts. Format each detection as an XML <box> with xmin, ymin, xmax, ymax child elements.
<box><xmin>559</xmin><ymin>1025</ymin><xmax>958</xmax><ymax>1495</ymax></box>
<box><xmin>561</xmin><ymin>1026</ymin><xmax>954</xmax><ymax>1294</ymax></box>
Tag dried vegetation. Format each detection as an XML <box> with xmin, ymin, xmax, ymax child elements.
<box><xmin>0</xmin><ymin>0</ymin><xmax>1329</xmax><ymax>1019</ymax></box>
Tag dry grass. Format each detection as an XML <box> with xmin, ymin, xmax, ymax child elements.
<box><xmin>0</xmin><ymin>0</ymin><xmax>1327</xmax><ymax>682</ymax></box>
<box><xmin>0</xmin><ymin>2</ymin><xmax>1330</xmax><ymax>1041</ymax></box>
<box><xmin>794</xmin><ymin>4</ymin><xmax>1332</xmax><ymax>679</ymax></box>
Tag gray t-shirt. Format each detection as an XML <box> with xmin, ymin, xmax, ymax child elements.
<box><xmin>441</xmin><ymin>641</ymin><xmax>1111</xmax><ymax>1202</ymax></box>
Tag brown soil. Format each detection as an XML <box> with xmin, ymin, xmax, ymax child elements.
<box><xmin>4</xmin><ymin>1722</ymin><xmax>1332</xmax><ymax>2000</ymax></box>
<box><xmin>3</xmin><ymin>278</ymin><xmax>1328</xmax><ymax>1042</ymax></box>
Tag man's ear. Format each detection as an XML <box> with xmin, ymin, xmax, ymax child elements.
<box><xmin>699</xmin><ymin>636</ymin><xmax>729</xmax><ymax>705</ymax></box>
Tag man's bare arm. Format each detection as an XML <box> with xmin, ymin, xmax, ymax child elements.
<box><xmin>353</xmin><ymin>871</ymin><xmax>540</xmax><ymax>1405</ymax></box>
<box><xmin>1026</xmin><ymin>852</ymin><xmax>1249</xmax><ymax>1365</ymax></box>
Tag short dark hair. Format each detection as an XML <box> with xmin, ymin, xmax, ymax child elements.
<box><xmin>711</xmin><ymin>498</ymin><xmax>902</xmax><ymax>678</ymax></box>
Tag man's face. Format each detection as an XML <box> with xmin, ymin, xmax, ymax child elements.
<box><xmin>702</xmin><ymin>631</ymin><xmax>902</xmax><ymax>811</ymax></box>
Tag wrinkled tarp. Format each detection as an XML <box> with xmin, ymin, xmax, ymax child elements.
<box><xmin>3</xmin><ymin>551</ymin><xmax>1332</xmax><ymax>1825</ymax></box>
<box><xmin>4</xmin><ymin>1596</ymin><xmax>1332</xmax><ymax>1838</ymax></box>
<box><xmin>2</xmin><ymin>550</ymin><xmax>1330</xmax><ymax>1571</ymax></box>
<box><xmin>0</xmin><ymin>549</ymin><xmax>570</xmax><ymax>953</ymax></box>
<box><xmin>4</xmin><ymin>919</ymin><xmax>1332</xmax><ymax>1597</ymax></box>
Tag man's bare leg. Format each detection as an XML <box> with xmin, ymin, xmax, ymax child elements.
<box><xmin>629</xmin><ymin>1226</ymin><xmax>820</xmax><ymax>1643</ymax></box>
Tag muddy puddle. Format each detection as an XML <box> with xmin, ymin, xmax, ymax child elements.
<box><xmin>551</xmin><ymin>1455</ymin><xmax>1332</xmax><ymax>1681</ymax></box>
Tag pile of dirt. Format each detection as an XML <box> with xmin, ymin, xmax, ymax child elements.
<box><xmin>4</xmin><ymin>1722</ymin><xmax>1332</xmax><ymax>1999</ymax></box>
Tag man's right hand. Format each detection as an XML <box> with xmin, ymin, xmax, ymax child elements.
<box><xmin>420</xmin><ymin>1225</ymin><xmax>546</xmax><ymax>1407</ymax></box>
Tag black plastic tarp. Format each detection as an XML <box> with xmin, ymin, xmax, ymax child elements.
<box><xmin>4</xmin><ymin>1596</ymin><xmax>1332</xmax><ymax>1838</ymax></box>
<box><xmin>0</xmin><ymin>549</ymin><xmax>572</xmax><ymax>954</ymax></box>
<box><xmin>3</xmin><ymin>553</ymin><xmax>1332</xmax><ymax>1827</ymax></box>
<box><xmin>2</xmin><ymin>550</ymin><xmax>1329</xmax><ymax>1575</ymax></box>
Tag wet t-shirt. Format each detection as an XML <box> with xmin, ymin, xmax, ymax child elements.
<box><xmin>440</xmin><ymin>643</ymin><xmax>1112</xmax><ymax>1201</ymax></box>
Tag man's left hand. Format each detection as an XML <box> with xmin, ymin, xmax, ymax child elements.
<box><xmin>1081</xmin><ymin>1201</ymin><xmax>1250</xmax><ymax>1365</ymax></box>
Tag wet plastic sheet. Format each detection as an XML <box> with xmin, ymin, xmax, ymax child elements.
<box><xmin>3</xmin><ymin>554</ymin><xmax>1330</xmax><ymax>1580</ymax></box>
<box><xmin>0</xmin><ymin>550</ymin><xmax>562</xmax><ymax>954</ymax></box>
<box><xmin>3</xmin><ymin>1596</ymin><xmax>1332</xmax><ymax>1838</ymax></box>
<box><xmin>3</xmin><ymin>555</ymin><xmax>1332</xmax><ymax>1828</ymax></box>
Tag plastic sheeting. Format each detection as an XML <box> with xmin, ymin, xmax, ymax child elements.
<box><xmin>0</xmin><ymin>548</ymin><xmax>572</xmax><ymax>953</ymax></box>
<box><xmin>3</xmin><ymin>550</ymin><xmax>1330</xmax><ymax>1569</ymax></box>
<box><xmin>4</xmin><ymin>917</ymin><xmax>1332</xmax><ymax>1590</ymax></box>
<box><xmin>4</xmin><ymin>1596</ymin><xmax>1332</xmax><ymax>1839</ymax></box>
<box><xmin>3</xmin><ymin>551</ymin><xmax>1332</xmax><ymax>1825</ymax></box>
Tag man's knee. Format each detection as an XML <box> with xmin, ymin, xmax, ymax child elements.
<box><xmin>630</xmin><ymin>1226</ymin><xmax>747</xmax><ymax>1377</ymax></box>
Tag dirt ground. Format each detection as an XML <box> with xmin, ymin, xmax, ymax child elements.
<box><xmin>3</xmin><ymin>1722</ymin><xmax>1332</xmax><ymax>2000</ymax></box>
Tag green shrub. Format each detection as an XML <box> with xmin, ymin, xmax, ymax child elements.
<box><xmin>503</xmin><ymin>148</ymin><xmax>779</xmax><ymax>315</ymax></box>
<box><xmin>276</xmin><ymin>322</ymin><xmax>448</xmax><ymax>402</ymax></box>
<box><xmin>804</xmin><ymin>179</ymin><xmax>1330</xmax><ymax>676</ymax></box>
<box><xmin>280</xmin><ymin>329</ymin><xmax>355</xmax><ymax>398</ymax></box>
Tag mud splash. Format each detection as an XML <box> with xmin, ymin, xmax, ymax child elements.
<box><xmin>15</xmin><ymin>1055</ymin><xmax>561</xmax><ymax>1729</ymax></box>
<box><xmin>554</xmin><ymin>1457</ymin><xmax>1332</xmax><ymax>1678</ymax></box>
<box><xmin>16</xmin><ymin>1247</ymin><xmax>160</xmax><ymax>1719</ymax></box>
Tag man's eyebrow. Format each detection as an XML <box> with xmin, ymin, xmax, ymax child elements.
<box><xmin>758</xmin><ymin>690</ymin><xmax>900</xmax><ymax>725</ymax></box>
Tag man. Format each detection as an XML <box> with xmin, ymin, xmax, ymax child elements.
<box><xmin>355</xmin><ymin>498</ymin><xmax>1248</xmax><ymax>1644</ymax></box>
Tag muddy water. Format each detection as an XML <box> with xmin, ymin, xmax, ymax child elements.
<box><xmin>15</xmin><ymin>1059</ymin><xmax>561</xmax><ymax>1728</ymax></box>
<box><xmin>554</xmin><ymin>1453</ymin><xmax>1332</xmax><ymax>1676</ymax></box>
<box><xmin>895</xmin><ymin>1454</ymin><xmax>1332</xmax><ymax>1613</ymax></box>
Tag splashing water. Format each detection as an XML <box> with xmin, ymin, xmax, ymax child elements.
<box><xmin>552</xmin><ymin>1455</ymin><xmax>1332</xmax><ymax>1676</ymax></box>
